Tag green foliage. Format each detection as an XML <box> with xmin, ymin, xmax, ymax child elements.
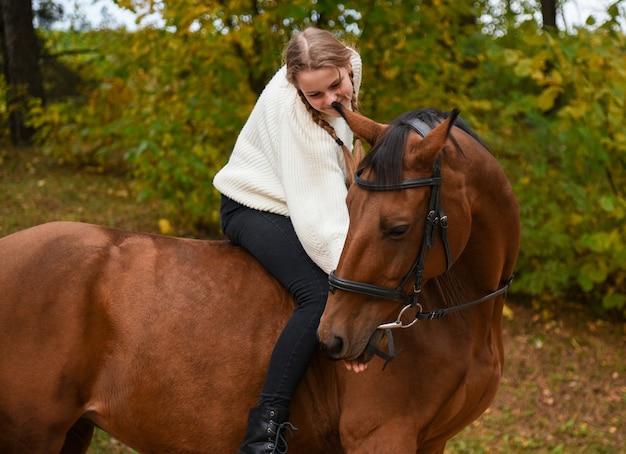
<box><xmin>484</xmin><ymin>24</ymin><xmax>626</xmax><ymax>314</ymax></box>
<box><xmin>30</xmin><ymin>0</ymin><xmax>626</xmax><ymax>314</ymax></box>
<box><xmin>32</xmin><ymin>27</ymin><xmax>257</xmax><ymax>232</ymax></box>
<box><xmin>0</xmin><ymin>76</ymin><xmax>13</xmax><ymax>148</ymax></box>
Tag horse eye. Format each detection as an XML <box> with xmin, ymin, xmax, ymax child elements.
<box><xmin>386</xmin><ymin>225</ymin><xmax>409</xmax><ymax>238</ymax></box>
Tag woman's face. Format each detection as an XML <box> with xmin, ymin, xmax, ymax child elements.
<box><xmin>296</xmin><ymin>65</ymin><xmax>353</xmax><ymax>118</ymax></box>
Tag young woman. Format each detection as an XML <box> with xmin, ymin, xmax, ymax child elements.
<box><xmin>213</xmin><ymin>27</ymin><xmax>364</xmax><ymax>454</ymax></box>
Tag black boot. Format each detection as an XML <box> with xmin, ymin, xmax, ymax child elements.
<box><xmin>237</xmin><ymin>405</ymin><xmax>295</xmax><ymax>454</ymax></box>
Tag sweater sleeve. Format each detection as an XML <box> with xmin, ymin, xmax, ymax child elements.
<box><xmin>278</xmin><ymin>99</ymin><xmax>351</xmax><ymax>275</ymax></box>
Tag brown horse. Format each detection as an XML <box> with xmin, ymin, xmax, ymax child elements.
<box><xmin>318</xmin><ymin>104</ymin><xmax>520</xmax><ymax>452</ymax></box>
<box><xmin>0</xmin><ymin>107</ymin><xmax>519</xmax><ymax>454</ymax></box>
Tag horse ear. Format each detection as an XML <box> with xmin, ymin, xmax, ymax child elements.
<box><xmin>332</xmin><ymin>102</ymin><xmax>387</xmax><ymax>146</ymax></box>
<box><xmin>407</xmin><ymin>109</ymin><xmax>460</xmax><ymax>167</ymax></box>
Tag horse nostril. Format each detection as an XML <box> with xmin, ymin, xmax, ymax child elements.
<box><xmin>320</xmin><ymin>335</ymin><xmax>344</xmax><ymax>358</ymax></box>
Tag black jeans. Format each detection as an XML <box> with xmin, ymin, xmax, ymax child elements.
<box><xmin>220</xmin><ymin>195</ymin><xmax>328</xmax><ymax>409</ymax></box>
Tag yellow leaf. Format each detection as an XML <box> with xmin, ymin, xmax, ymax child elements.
<box><xmin>503</xmin><ymin>49</ymin><xmax>520</xmax><ymax>66</ymax></box>
<box><xmin>560</xmin><ymin>101</ymin><xmax>589</xmax><ymax>121</ymax></box>
<box><xmin>502</xmin><ymin>304</ymin><xmax>514</xmax><ymax>320</ymax></box>
<box><xmin>570</xmin><ymin>213</ymin><xmax>583</xmax><ymax>226</ymax></box>
<box><xmin>514</xmin><ymin>58</ymin><xmax>533</xmax><ymax>77</ymax></box>
<box><xmin>536</xmin><ymin>86</ymin><xmax>562</xmax><ymax>112</ymax></box>
<box><xmin>158</xmin><ymin>218</ymin><xmax>173</xmax><ymax>235</ymax></box>
<box><xmin>383</xmin><ymin>66</ymin><xmax>400</xmax><ymax>80</ymax></box>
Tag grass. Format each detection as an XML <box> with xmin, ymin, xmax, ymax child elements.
<box><xmin>0</xmin><ymin>147</ymin><xmax>173</xmax><ymax>237</ymax></box>
<box><xmin>445</xmin><ymin>304</ymin><xmax>625</xmax><ymax>453</ymax></box>
<box><xmin>2</xmin><ymin>147</ymin><xmax>624</xmax><ymax>453</ymax></box>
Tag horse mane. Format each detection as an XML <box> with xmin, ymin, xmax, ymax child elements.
<box><xmin>358</xmin><ymin>108</ymin><xmax>489</xmax><ymax>186</ymax></box>
<box><xmin>426</xmin><ymin>268</ymin><xmax>470</xmax><ymax>310</ymax></box>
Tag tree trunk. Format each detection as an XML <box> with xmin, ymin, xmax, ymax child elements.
<box><xmin>0</xmin><ymin>0</ymin><xmax>45</xmax><ymax>145</ymax></box>
<box><xmin>541</xmin><ymin>0</ymin><xmax>557</xmax><ymax>30</ymax></box>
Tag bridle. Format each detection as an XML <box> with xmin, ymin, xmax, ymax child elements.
<box><xmin>328</xmin><ymin>118</ymin><xmax>512</xmax><ymax>367</ymax></box>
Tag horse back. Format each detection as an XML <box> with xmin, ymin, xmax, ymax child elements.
<box><xmin>0</xmin><ymin>221</ymin><xmax>338</xmax><ymax>452</ymax></box>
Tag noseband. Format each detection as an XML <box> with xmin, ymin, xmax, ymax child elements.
<box><xmin>328</xmin><ymin>118</ymin><xmax>512</xmax><ymax>367</ymax></box>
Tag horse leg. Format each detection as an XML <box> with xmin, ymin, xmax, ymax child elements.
<box><xmin>60</xmin><ymin>418</ymin><xmax>94</xmax><ymax>454</ymax></box>
<box><xmin>0</xmin><ymin>425</ymin><xmax>75</xmax><ymax>454</ymax></box>
<box><xmin>343</xmin><ymin>432</ymin><xmax>447</xmax><ymax>454</ymax></box>
<box><xmin>416</xmin><ymin>443</ymin><xmax>446</xmax><ymax>454</ymax></box>
<box><xmin>0</xmin><ymin>396</ymin><xmax>90</xmax><ymax>454</ymax></box>
<box><xmin>341</xmin><ymin>419</ymin><xmax>418</xmax><ymax>454</ymax></box>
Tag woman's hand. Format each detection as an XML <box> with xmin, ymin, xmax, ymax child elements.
<box><xmin>343</xmin><ymin>358</ymin><xmax>369</xmax><ymax>373</ymax></box>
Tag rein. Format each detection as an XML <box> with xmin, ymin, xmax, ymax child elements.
<box><xmin>328</xmin><ymin>117</ymin><xmax>513</xmax><ymax>369</ymax></box>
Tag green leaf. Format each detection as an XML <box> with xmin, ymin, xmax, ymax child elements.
<box><xmin>579</xmin><ymin>262</ymin><xmax>608</xmax><ymax>285</ymax></box>
<box><xmin>599</xmin><ymin>195</ymin><xmax>615</xmax><ymax>212</ymax></box>
<box><xmin>602</xmin><ymin>292</ymin><xmax>626</xmax><ymax>310</ymax></box>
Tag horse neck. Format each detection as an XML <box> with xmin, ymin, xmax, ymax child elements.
<box><xmin>442</xmin><ymin>138</ymin><xmax>520</xmax><ymax>300</ymax></box>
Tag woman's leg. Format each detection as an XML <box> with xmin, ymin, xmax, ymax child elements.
<box><xmin>221</xmin><ymin>196</ymin><xmax>328</xmax><ymax>407</ymax></box>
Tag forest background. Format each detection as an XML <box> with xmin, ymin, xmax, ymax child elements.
<box><xmin>0</xmin><ymin>0</ymin><xmax>625</xmax><ymax>452</ymax></box>
<box><xmin>2</xmin><ymin>0</ymin><xmax>626</xmax><ymax>316</ymax></box>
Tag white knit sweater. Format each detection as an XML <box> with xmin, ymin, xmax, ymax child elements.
<box><xmin>213</xmin><ymin>50</ymin><xmax>362</xmax><ymax>274</ymax></box>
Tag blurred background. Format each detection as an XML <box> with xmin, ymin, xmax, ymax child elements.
<box><xmin>1</xmin><ymin>1</ymin><xmax>624</xmax><ymax>451</ymax></box>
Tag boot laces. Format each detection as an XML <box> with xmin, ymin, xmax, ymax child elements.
<box><xmin>270</xmin><ymin>421</ymin><xmax>297</xmax><ymax>454</ymax></box>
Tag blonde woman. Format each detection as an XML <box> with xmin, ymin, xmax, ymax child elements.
<box><xmin>213</xmin><ymin>27</ymin><xmax>363</xmax><ymax>454</ymax></box>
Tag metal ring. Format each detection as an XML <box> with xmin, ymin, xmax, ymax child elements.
<box><xmin>377</xmin><ymin>303</ymin><xmax>422</xmax><ymax>330</ymax></box>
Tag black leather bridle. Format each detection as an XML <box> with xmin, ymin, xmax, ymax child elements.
<box><xmin>327</xmin><ymin>118</ymin><xmax>512</xmax><ymax>367</ymax></box>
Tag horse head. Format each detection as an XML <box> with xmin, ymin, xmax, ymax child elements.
<box><xmin>318</xmin><ymin>104</ymin><xmax>480</xmax><ymax>365</ymax></box>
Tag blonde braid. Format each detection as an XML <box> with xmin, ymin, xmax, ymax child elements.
<box><xmin>349</xmin><ymin>70</ymin><xmax>358</xmax><ymax>112</ymax></box>
<box><xmin>297</xmin><ymin>90</ymin><xmax>357</xmax><ymax>187</ymax></box>
<box><xmin>348</xmin><ymin>70</ymin><xmax>364</xmax><ymax>168</ymax></box>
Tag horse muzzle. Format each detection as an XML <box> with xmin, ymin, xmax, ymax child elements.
<box><xmin>318</xmin><ymin>325</ymin><xmax>384</xmax><ymax>364</ymax></box>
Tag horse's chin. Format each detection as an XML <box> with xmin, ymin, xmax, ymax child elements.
<box><xmin>349</xmin><ymin>328</ymin><xmax>385</xmax><ymax>365</ymax></box>
<box><xmin>352</xmin><ymin>348</ymin><xmax>374</xmax><ymax>365</ymax></box>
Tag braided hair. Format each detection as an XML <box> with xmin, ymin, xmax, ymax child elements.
<box><xmin>284</xmin><ymin>28</ymin><xmax>361</xmax><ymax>186</ymax></box>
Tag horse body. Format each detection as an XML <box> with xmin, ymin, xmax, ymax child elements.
<box><xmin>0</xmin><ymin>108</ymin><xmax>519</xmax><ymax>454</ymax></box>
<box><xmin>0</xmin><ymin>222</ymin><xmax>301</xmax><ymax>453</ymax></box>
